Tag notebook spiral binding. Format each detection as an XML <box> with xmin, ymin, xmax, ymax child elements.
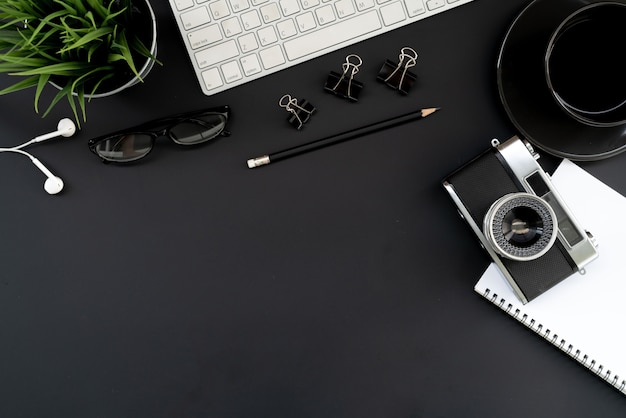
<box><xmin>482</xmin><ymin>288</ymin><xmax>626</xmax><ymax>395</ymax></box>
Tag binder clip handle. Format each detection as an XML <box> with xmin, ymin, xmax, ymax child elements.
<box><xmin>377</xmin><ymin>46</ymin><xmax>419</xmax><ymax>95</ymax></box>
<box><xmin>341</xmin><ymin>54</ymin><xmax>363</xmax><ymax>79</ymax></box>
<box><xmin>324</xmin><ymin>54</ymin><xmax>364</xmax><ymax>102</ymax></box>
<box><xmin>279</xmin><ymin>94</ymin><xmax>316</xmax><ymax>130</ymax></box>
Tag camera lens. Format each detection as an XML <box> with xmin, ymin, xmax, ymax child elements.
<box><xmin>484</xmin><ymin>193</ymin><xmax>558</xmax><ymax>261</ymax></box>
<box><xmin>502</xmin><ymin>206</ymin><xmax>543</xmax><ymax>246</ymax></box>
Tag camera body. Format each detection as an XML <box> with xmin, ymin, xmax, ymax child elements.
<box><xmin>443</xmin><ymin>136</ymin><xmax>598</xmax><ymax>304</ymax></box>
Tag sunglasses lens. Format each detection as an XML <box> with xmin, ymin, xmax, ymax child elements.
<box><xmin>170</xmin><ymin>114</ymin><xmax>227</xmax><ymax>145</ymax></box>
<box><xmin>94</xmin><ymin>134</ymin><xmax>153</xmax><ymax>162</ymax></box>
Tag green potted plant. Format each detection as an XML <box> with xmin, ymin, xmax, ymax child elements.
<box><xmin>0</xmin><ymin>0</ymin><xmax>159</xmax><ymax>125</ymax></box>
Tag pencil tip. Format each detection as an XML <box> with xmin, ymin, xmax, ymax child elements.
<box><xmin>421</xmin><ymin>107</ymin><xmax>441</xmax><ymax>117</ymax></box>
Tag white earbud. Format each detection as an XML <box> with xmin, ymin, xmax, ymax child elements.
<box><xmin>57</xmin><ymin>118</ymin><xmax>77</xmax><ymax>137</ymax></box>
<box><xmin>33</xmin><ymin>118</ymin><xmax>77</xmax><ymax>143</ymax></box>
<box><xmin>31</xmin><ymin>157</ymin><xmax>64</xmax><ymax>195</ymax></box>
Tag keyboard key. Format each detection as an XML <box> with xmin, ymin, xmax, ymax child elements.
<box><xmin>257</xmin><ymin>26</ymin><xmax>278</xmax><ymax>46</ymax></box>
<box><xmin>238</xmin><ymin>33</ymin><xmax>259</xmax><ymax>52</ymax></box>
<box><xmin>380</xmin><ymin>1</ymin><xmax>406</xmax><ymax>25</ymax></box>
<box><xmin>301</xmin><ymin>0</ymin><xmax>321</xmax><ymax>9</ymax></box>
<box><xmin>335</xmin><ymin>0</ymin><xmax>356</xmax><ymax>17</ymax></box>
<box><xmin>355</xmin><ymin>0</ymin><xmax>375</xmax><ymax>10</ymax></box>
<box><xmin>241</xmin><ymin>54</ymin><xmax>262</xmax><ymax>75</ymax></box>
<box><xmin>404</xmin><ymin>0</ymin><xmax>425</xmax><ymax>16</ymax></box>
<box><xmin>296</xmin><ymin>12</ymin><xmax>317</xmax><ymax>31</ymax></box>
<box><xmin>209</xmin><ymin>0</ymin><xmax>231</xmax><ymax>19</ymax></box>
<box><xmin>279</xmin><ymin>0</ymin><xmax>301</xmax><ymax>16</ymax></box>
<box><xmin>316</xmin><ymin>4</ymin><xmax>336</xmax><ymax>24</ymax></box>
<box><xmin>222</xmin><ymin>16</ymin><xmax>243</xmax><ymax>36</ymax></box>
<box><xmin>260</xmin><ymin>3</ymin><xmax>281</xmax><ymax>22</ymax></box>
<box><xmin>180</xmin><ymin>7</ymin><xmax>211</xmax><ymax>30</ymax></box>
<box><xmin>195</xmin><ymin>40</ymin><xmax>239</xmax><ymax>68</ymax></box>
<box><xmin>259</xmin><ymin>45</ymin><xmax>286</xmax><ymax>69</ymax></box>
<box><xmin>241</xmin><ymin>10</ymin><xmax>262</xmax><ymax>29</ymax></box>
<box><xmin>229</xmin><ymin>0</ymin><xmax>251</xmax><ymax>12</ymax></box>
<box><xmin>188</xmin><ymin>24</ymin><xmax>223</xmax><ymax>49</ymax></box>
<box><xmin>221</xmin><ymin>61</ymin><xmax>243</xmax><ymax>83</ymax></box>
<box><xmin>426</xmin><ymin>0</ymin><xmax>445</xmax><ymax>10</ymax></box>
<box><xmin>284</xmin><ymin>10</ymin><xmax>381</xmax><ymax>60</ymax></box>
<box><xmin>174</xmin><ymin>0</ymin><xmax>194</xmax><ymax>11</ymax></box>
<box><xmin>201</xmin><ymin>68</ymin><xmax>224</xmax><ymax>90</ymax></box>
<box><xmin>277</xmin><ymin>19</ymin><xmax>298</xmax><ymax>38</ymax></box>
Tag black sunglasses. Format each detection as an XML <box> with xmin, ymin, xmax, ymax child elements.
<box><xmin>88</xmin><ymin>106</ymin><xmax>231</xmax><ymax>163</ymax></box>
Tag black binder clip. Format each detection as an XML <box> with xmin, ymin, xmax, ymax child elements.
<box><xmin>377</xmin><ymin>47</ymin><xmax>418</xmax><ymax>95</ymax></box>
<box><xmin>279</xmin><ymin>94</ymin><xmax>316</xmax><ymax>130</ymax></box>
<box><xmin>324</xmin><ymin>54</ymin><xmax>364</xmax><ymax>102</ymax></box>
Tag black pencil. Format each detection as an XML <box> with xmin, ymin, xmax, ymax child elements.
<box><xmin>247</xmin><ymin>107</ymin><xmax>440</xmax><ymax>168</ymax></box>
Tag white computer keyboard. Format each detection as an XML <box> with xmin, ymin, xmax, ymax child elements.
<box><xmin>168</xmin><ymin>0</ymin><xmax>476</xmax><ymax>95</ymax></box>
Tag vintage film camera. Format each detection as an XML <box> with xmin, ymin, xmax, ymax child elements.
<box><xmin>443</xmin><ymin>136</ymin><xmax>598</xmax><ymax>304</ymax></box>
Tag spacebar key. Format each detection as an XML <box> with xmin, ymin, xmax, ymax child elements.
<box><xmin>283</xmin><ymin>11</ymin><xmax>382</xmax><ymax>61</ymax></box>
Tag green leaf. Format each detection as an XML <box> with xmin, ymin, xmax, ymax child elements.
<box><xmin>13</xmin><ymin>61</ymin><xmax>91</xmax><ymax>76</ymax></box>
<box><xmin>0</xmin><ymin>18</ymin><xmax>31</xmax><ymax>31</ymax></box>
<box><xmin>86</xmin><ymin>0</ymin><xmax>109</xmax><ymax>20</ymax></box>
<box><xmin>0</xmin><ymin>55</ymin><xmax>53</xmax><ymax>68</ymax></box>
<box><xmin>86</xmin><ymin>72</ymin><xmax>114</xmax><ymax>97</ymax></box>
<box><xmin>131</xmin><ymin>37</ymin><xmax>161</xmax><ymax>66</ymax></box>
<box><xmin>28</xmin><ymin>26</ymin><xmax>61</xmax><ymax>51</ymax></box>
<box><xmin>60</xmin><ymin>14</ymin><xmax>92</xmax><ymax>32</ymax></box>
<box><xmin>34</xmin><ymin>72</ymin><xmax>50</xmax><ymax>113</ymax></box>
<box><xmin>45</xmin><ymin>87</ymin><xmax>71</xmax><ymax>116</ymax></box>
<box><xmin>102</xmin><ymin>7</ymin><xmax>128</xmax><ymax>27</ymax></box>
<box><xmin>70</xmin><ymin>65</ymin><xmax>112</xmax><ymax>92</ymax></box>
<box><xmin>0</xmin><ymin>29</ymin><xmax>24</xmax><ymax>45</ymax></box>
<box><xmin>111</xmin><ymin>29</ymin><xmax>139</xmax><ymax>78</ymax></box>
<box><xmin>51</xmin><ymin>0</ymin><xmax>77</xmax><ymax>16</ymax></box>
<box><xmin>41</xmin><ymin>81</ymin><xmax>81</xmax><ymax>127</ymax></box>
<box><xmin>25</xmin><ymin>10</ymin><xmax>67</xmax><ymax>45</ymax></box>
<box><xmin>86</xmin><ymin>42</ymin><xmax>101</xmax><ymax>62</ymax></box>
<box><xmin>58</xmin><ymin>26</ymin><xmax>113</xmax><ymax>53</ymax></box>
<box><xmin>84</xmin><ymin>11</ymin><xmax>97</xmax><ymax>29</ymax></box>
<box><xmin>75</xmin><ymin>82</ymin><xmax>86</xmax><ymax>122</ymax></box>
<box><xmin>106</xmin><ymin>52</ymin><xmax>126</xmax><ymax>63</ymax></box>
<box><xmin>0</xmin><ymin>75</ymin><xmax>39</xmax><ymax>95</ymax></box>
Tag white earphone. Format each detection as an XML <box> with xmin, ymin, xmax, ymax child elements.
<box><xmin>0</xmin><ymin>118</ymin><xmax>77</xmax><ymax>195</ymax></box>
<box><xmin>31</xmin><ymin>157</ymin><xmax>65</xmax><ymax>195</ymax></box>
<box><xmin>31</xmin><ymin>118</ymin><xmax>77</xmax><ymax>143</ymax></box>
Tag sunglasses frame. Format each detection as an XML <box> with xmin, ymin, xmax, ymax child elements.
<box><xmin>88</xmin><ymin>105</ymin><xmax>231</xmax><ymax>163</ymax></box>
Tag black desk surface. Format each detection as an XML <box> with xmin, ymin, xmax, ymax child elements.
<box><xmin>1</xmin><ymin>1</ymin><xmax>625</xmax><ymax>416</ymax></box>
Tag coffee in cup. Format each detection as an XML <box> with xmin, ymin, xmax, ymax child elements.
<box><xmin>545</xmin><ymin>2</ymin><xmax>626</xmax><ymax>127</ymax></box>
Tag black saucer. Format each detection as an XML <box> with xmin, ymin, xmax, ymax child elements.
<box><xmin>497</xmin><ymin>0</ymin><xmax>626</xmax><ymax>161</ymax></box>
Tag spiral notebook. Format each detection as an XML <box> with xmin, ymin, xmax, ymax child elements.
<box><xmin>474</xmin><ymin>159</ymin><xmax>626</xmax><ymax>396</ymax></box>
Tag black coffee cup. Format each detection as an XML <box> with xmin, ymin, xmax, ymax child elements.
<box><xmin>545</xmin><ymin>2</ymin><xmax>626</xmax><ymax>127</ymax></box>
